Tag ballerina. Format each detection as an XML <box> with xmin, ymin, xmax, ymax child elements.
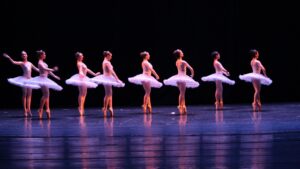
<box><xmin>163</xmin><ymin>49</ymin><xmax>199</xmax><ymax>114</ymax></box>
<box><xmin>66</xmin><ymin>52</ymin><xmax>100</xmax><ymax>116</ymax></box>
<box><xmin>3</xmin><ymin>51</ymin><xmax>40</xmax><ymax>117</ymax></box>
<box><xmin>91</xmin><ymin>51</ymin><xmax>125</xmax><ymax>117</ymax></box>
<box><xmin>27</xmin><ymin>50</ymin><xmax>63</xmax><ymax>119</ymax></box>
<box><xmin>201</xmin><ymin>51</ymin><xmax>235</xmax><ymax>110</ymax></box>
<box><xmin>239</xmin><ymin>49</ymin><xmax>272</xmax><ymax>111</ymax></box>
<box><xmin>128</xmin><ymin>51</ymin><xmax>162</xmax><ymax>113</ymax></box>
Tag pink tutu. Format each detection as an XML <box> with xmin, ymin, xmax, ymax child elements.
<box><xmin>66</xmin><ymin>74</ymin><xmax>98</xmax><ymax>88</ymax></box>
<box><xmin>91</xmin><ymin>75</ymin><xmax>125</xmax><ymax>87</ymax></box>
<box><xmin>27</xmin><ymin>76</ymin><xmax>63</xmax><ymax>91</ymax></box>
<box><xmin>128</xmin><ymin>74</ymin><xmax>162</xmax><ymax>88</ymax></box>
<box><xmin>7</xmin><ymin>76</ymin><xmax>40</xmax><ymax>89</ymax></box>
<box><xmin>239</xmin><ymin>73</ymin><xmax>272</xmax><ymax>85</ymax></box>
<box><xmin>201</xmin><ymin>73</ymin><xmax>235</xmax><ymax>85</ymax></box>
<box><xmin>163</xmin><ymin>74</ymin><xmax>199</xmax><ymax>88</ymax></box>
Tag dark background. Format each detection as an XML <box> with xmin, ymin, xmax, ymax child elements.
<box><xmin>0</xmin><ymin>0</ymin><xmax>299</xmax><ymax>109</ymax></box>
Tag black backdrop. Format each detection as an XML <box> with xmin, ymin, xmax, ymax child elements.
<box><xmin>0</xmin><ymin>0</ymin><xmax>299</xmax><ymax>108</ymax></box>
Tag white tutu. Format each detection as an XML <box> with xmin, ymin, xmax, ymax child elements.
<box><xmin>239</xmin><ymin>73</ymin><xmax>272</xmax><ymax>85</ymax></box>
<box><xmin>91</xmin><ymin>75</ymin><xmax>125</xmax><ymax>87</ymax></box>
<box><xmin>7</xmin><ymin>76</ymin><xmax>40</xmax><ymax>89</ymax></box>
<box><xmin>163</xmin><ymin>74</ymin><xmax>199</xmax><ymax>88</ymax></box>
<box><xmin>27</xmin><ymin>76</ymin><xmax>63</xmax><ymax>91</ymax></box>
<box><xmin>128</xmin><ymin>74</ymin><xmax>163</xmax><ymax>88</ymax></box>
<box><xmin>201</xmin><ymin>73</ymin><xmax>235</xmax><ymax>85</ymax></box>
<box><xmin>65</xmin><ymin>74</ymin><xmax>98</xmax><ymax>88</ymax></box>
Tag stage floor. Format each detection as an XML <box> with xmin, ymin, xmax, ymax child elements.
<box><xmin>1</xmin><ymin>104</ymin><xmax>300</xmax><ymax>169</ymax></box>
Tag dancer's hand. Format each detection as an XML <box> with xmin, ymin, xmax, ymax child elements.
<box><xmin>155</xmin><ymin>75</ymin><xmax>160</xmax><ymax>80</ymax></box>
<box><xmin>3</xmin><ymin>53</ymin><xmax>10</xmax><ymax>58</ymax></box>
<box><xmin>53</xmin><ymin>66</ymin><xmax>59</xmax><ymax>71</ymax></box>
<box><xmin>190</xmin><ymin>74</ymin><xmax>194</xmax><ymax>78</ymax></box>
<box><xmin>95</xmin><ymin>72</ymin><xmax>101</xmax><ymax>76</ymax></box>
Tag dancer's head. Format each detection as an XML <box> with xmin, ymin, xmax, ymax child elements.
<box><xmin>103</xmin><ymin>51</ymin><xmax>112</xmax><ymax>60</ymax></box>
<box><xmin>21</xmin><ymin>51</ymin><xmax>28</xmax><ymax>61</ymax></box>
<box><xmin>140</xmin><ymin>51</ymin><xmax>150</xmax><ymax>60</ymax></box>
<box><xmin>173</xmin><ymin>49</ymin><xmax>184</xmax><ymax>59</ymax></box>
<box><xmin>75</xmin><ymin>52</ymin><xmax>84</xmax><ymax>61</ymax></box>
<box><xmin>211</xmin><ymin>51</ymin><xmax>220</xmax><ymax>60</ymax></box>
<box><xmin>36</xmin><ymin>50</ymin><xmax>46</xmax><ymax>60</ymax></box>
<box><xmin>249</xmin><ymin>49</ymin><xmax>259</xmax><ymax>59</ymax></box>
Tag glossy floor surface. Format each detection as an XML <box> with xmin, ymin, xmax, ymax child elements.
<box><xmin>1</xmin><ymin>104</ymin><xmax>300</xmax><ymax>169</ymax></box>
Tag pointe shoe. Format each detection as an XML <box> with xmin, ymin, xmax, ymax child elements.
<box><xmin>177</xmin><ymin>106</ymin><xmax>183</xmax><ymax>114</ymax></box>
<box><xmin>46</xmin><ymin>110</ymin><xmax>51</xmax><ymax>119</ymax></box>
<box><xmin>219</xmin><ymin>101</ymin><xmax>224</xmax><ymax>110</ymax></box>
<box><xmin>102</xmin><ymin>107</ymin><xmax>107</xmax><ymax>117</ymax></box>
<box><xmin>257</xmin><ymin>102</ymin><xmax>262</xmax><ymax>112</ymax></box>
<box><xmin>78</xmin><ymin>107</ymin><xmax>84</xmax><ymax>116</ymax></box>
<box><xmin>27</xmin><ymin>110</ymin><xmax>32</xmax><ymax>117</ymax></box>
<box><xmin>215</xmin><ymin>102</ymin><xmax>220</xmax><ymax>110</ymax></box>
<box><xmin>182</xmin><ymin>106</ymin><xmax>187</xmax><ymax>114</ymax></box>
<box><xmin>38</xmin><ymin>109</ymin><xmax>43</xmax><ymax>119</ymax></box>
<box><xmin>147</xmin><ymin>105</ymin><xmax>152</xmax><ymax>114</ymax></box>
<box><xmin>252</xmin><ymin>102</ymin><xmax>258</xmax><ymax>112</ymax></box>
<box><xmin>108</xmin><ymin>108</ymin><xmax>114</xmax><ymax>117</ymax></box>
<box><xmin>142</xmin><ymin>105</ymin><xmax>147</xmax><ymax>113</ymax></box>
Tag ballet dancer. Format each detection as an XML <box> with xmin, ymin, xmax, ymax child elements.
<box><xmin>91</xmin><ymin>51</ymin><xmax>125</xmax><ymax>117</ymax></box>
<box><xmin>201</xmin><ymin>51</ymin><xmax>235</xmax><ymax>110</ymax></box>
<box><xmin>239</xmin><ymin>49</ymin><xmax>272</xmax><ymax>111</ymax></box>
<box><xmin>163</xmin><ymin>49</ymin><xmax>199</xmax><ymax>114</ymax></box>
<box><xmin>66</xmin><ymin>52</ymin><xmax>100</xmax><ymax>116</ymax></box>
<box><xmin>3</xmin><ymin>51</ymin><xmax>40</xmax><ymax>117</ymax></box>
<box><xmin>27</xmin><ymin>50</ymin><xmax>63</xmax><ymax>119</ymax></box>
<box><xmin>128</xmin><ymin>51</ymin><xmax>162</xmax><ymax>113</ymax></box>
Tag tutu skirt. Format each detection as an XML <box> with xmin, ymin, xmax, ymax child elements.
<box><xmin>163</xmin><ymin>74</ymin><xmax>199</xmax><ymax>88</ymax></box>
<box><xmin>27</xmin><ymin>76</ymin><xmax>63</xmax><ymax>91</ymax></box>
<box><xmin>201</xmin><ymin>73</ymin><xmax>235</xmax><ymax>85</ymax></box>
<box><xmin>65</xmin><ymin>74</ymin><xmax>98</xmax><ymax>88</ymax></box>
<box><xmin>128</xmin><ymin>74</ymin><xmax>162</xmax><ymax>88</ymax></box>
<box><xmin>239</xmin><ymin>73</ymin><xmax>272</xmax><ymax>85</ymax></box>
<box><xmin>7</xmin><ymin>76</ymin><xmax>40</xmax><ymax>89</ymax></box>
<box><xmin>91</xmin><ymin>75</ymin><xmax>125</xmax><ymax>87</ymax></box>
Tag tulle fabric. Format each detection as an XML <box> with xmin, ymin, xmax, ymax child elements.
<box><xmin>65</xmin><ymin>74</ymin><xmax>98</xmax><ymax>88</ymax></box>
<box><xmin>7</xmin><ymin>76</ymin><xmax>40</xmax><ymax>89</ymax></box>
<box><xmin>91</xmin><ymin>75</ymin><xmax>125</xmax><ymax>87</ymax></box>
<box><xmin>27</xmin><ymin>76</ymin><xmax>63</xmax><ymax>91</ymax></box>
<box><xmin>128</xmin><ymin>74</ymin><xmax>163</xmax><ymax>88</ymax></box>
<box><xmin>201</xmin><ymin>73</ymin><xmax>235</xmax><ymax>85</ymax></box>
<box><xmin>163</xmin><ymin>74</ymin><xmax>199</xmax><ymax>88</ymax></box>
<box><xmin>239</xmin><ymin>73</ymin><xmax>272</xmax><ymax>85</ymax></box>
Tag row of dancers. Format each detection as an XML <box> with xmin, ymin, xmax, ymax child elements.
<box><xmin>2</xmin><ymin>49</ymin><xmax>272</xmax><ymax>119</ymax></box>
